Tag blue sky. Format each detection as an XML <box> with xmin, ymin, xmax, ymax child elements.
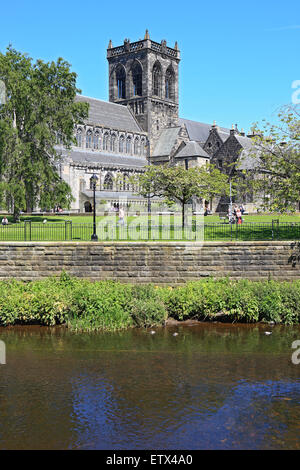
<box><xmin>1</xmin><ymin>0</ymin><xmax>299</xmax><ymax>132</ymax></box>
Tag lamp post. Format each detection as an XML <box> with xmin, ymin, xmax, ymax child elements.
<box><xmin>146</xmin><ymin>139</ymin><xmax>151</xmax><ymax>215</ymax></box>
<box><xmin>229</xmin><ymin>179</ymin><xmax>233</xmax><ymax>241</ymax></box>
<box><xmin>90</xmin><ymin>173</ymin><xmax>98</xmax><ymax>241</ymax></box>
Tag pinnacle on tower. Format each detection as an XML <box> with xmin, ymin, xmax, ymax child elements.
<box><xmin>174</xmin><ymin>41</ymin><xmax>178</xmax><ymax>50</ymax></box>
<box><xmin>108</xmin><ymin>39</ymin><xmax>113</xmax><ymax>49</ymax></box>
<box><xmin>144</xmin><ymin>29</ymin><xmax>150</xmax><ymax>40</ymax></box>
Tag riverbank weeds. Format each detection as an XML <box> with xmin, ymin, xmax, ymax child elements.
<box><xmin>0</xmin><ymin>273</ymin><xmax>300</xmax><ymax>331</ymax></box>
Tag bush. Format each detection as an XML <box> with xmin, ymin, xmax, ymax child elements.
<box><xmin>67</xmin><ymin>280</ymin><xmax>133</xmax><ymax>331</ymax></box>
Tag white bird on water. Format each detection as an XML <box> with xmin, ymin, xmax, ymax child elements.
<box><xmin>173</xmin><ymin>332</ymin><xmax>178</xmax><ymax>336</ymax></box>
<box><xmin>150</xmin><ymin>330</ymin><xmax>156</xmax><ymax>335</ymax></box>
<box><xmin>265</xmin><ymin>331</ymin><xmax>272</xmax><ymax>335</ymax></box>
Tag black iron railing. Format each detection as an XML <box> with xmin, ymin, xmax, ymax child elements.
<box><xmin>0</xmin><ymin>220</ymin><xmax>300</xmax><ymax>241</ymax></box>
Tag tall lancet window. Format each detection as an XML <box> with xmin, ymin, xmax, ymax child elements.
<box><xmin>119</xmin><ymin>135</ymin><xmax>124</xmax><ymax>153</ymax></box>
<box><xmin>152</xmin><ymin>62</ymin><xmax>162</xmax><ymax>97</ymax></box>
<box><xmin>134</xmin><ymin>137</ymin><xmax>139</xmax><ymax>155</ymax></box>
<box><xmin>103</xmin><ymin>132</ymin><xmax>110</xmax><ymax>151</ymax></box>
<box><xmin>165</xmin><ymin>66</ymin><xmax>175</xmax><ymax>100</ymax></box>
<box><xmin>93</xmin><ymin>131</ymin><xmax>100</xmax><ymax>149</ymax></box>
<box><xmin>110</xmin><ymin>133</ymin><xmax>116</xmax><ymax>152</ymax></box>
<box><xmin>140</xmin><ymin>138</ymin><xmax>146</xmax><ymax>156</ymax></box>
<box><xmin>132</xmin><ymin>62</ymin><xmax>142</xmax><ymax>96</ymax></box>
<box><xmin>86</xmin><ymin>130</ymin><xmax>92</xmax><ymax>149</ymax></box>
<box><xmin>116</xmin><ymin>66</ymin><xmax>126</xmax><ymax>99</ymax></box>
<box><xmin>126</xmin><ymin>136</ymin><xmax>132</xmax><ymax>154</ymax></box>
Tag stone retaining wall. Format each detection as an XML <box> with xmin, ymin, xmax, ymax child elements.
<box><xmin>0</xmin><ymin>241</ymin><xmax>299</xmax><ymax>283</ymax></box>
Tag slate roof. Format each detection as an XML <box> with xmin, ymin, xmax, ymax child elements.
<box><xmin>152</xmin><ymin>127</ymin><xmax>181</xmax><ymax>157</ymax></box>
<box><xmin>75</xmin><ymin>95</ymin><xmax>143</xmax><ymax>133</ymax></box>
<box><xmin>239</xmin><ymin>150</ymin><xmax>260</xmax><ymax>170</ymax></box>
<box><xmin>70</xmin><ymin>149</ymin><xmax>147</xmax><ymax>169</ymax></box>
<box><xmin>179</xmin><ymin>118</ymin><xmax>230</xmax><ymax>143</ymax></box>
<box><xmin>217</xmin><ymin>130</ymin><xmax>230</xmax><ymax>142</ymax></box>
<box><xmin>174</xmin><ymin>141</ymin><xmax>209</xmax><ymax>159</ymax></box>
<box><xmin>235</xmin><ymin>134</ymin><xmax>254</xmax><ymax>149</ymax></box>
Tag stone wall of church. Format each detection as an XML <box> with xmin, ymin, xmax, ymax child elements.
<box><xmin>213</xmin><ymin>132</ymin><xmax>242</xmax><ymax>174</ymax></box>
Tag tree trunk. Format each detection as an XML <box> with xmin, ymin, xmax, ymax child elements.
<box><xmin>13</xmin><ymin>208</ymin><xmax>20</xmax><ymax>223</ymax></box>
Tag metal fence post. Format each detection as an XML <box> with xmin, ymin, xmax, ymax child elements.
<box><xmin>24</xmin><ymin>220</ymin><xmax>31</xmax><ymax>241</ymax></box>
<box><xmin>65</xmin><ymin>221</ymin><xmax>72</xmax><ymax>241</ymax></box>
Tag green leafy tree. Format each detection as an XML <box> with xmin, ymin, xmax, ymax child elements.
<box><xmin>134</xmin><ymin>163</ymin><xmax>230</xmax><ymax>227</ymax></box>
<box><xmin>244</xmin><ymin>105</ymin><xmax>300</xmax><ymax>212</ymax></box>
<box><xmin>0</xmin><ymin>46</ymin><xmax>89</xmax><ymax>219</ymax></box>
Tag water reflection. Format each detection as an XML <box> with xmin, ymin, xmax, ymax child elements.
<box><xmin>0</xmin><ymin>324</ymin><xmax>299</xmax><ymax>449</ymax></box>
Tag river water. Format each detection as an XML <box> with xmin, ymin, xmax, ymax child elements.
<box><xmin>0</xmin><ymin>323</ymin><xmax>299</xmax><ymax>450</ymax></box>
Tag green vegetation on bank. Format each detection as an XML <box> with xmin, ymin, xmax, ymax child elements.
<box><xmin>1</xmin><ymin>274</ymin><xmax>300</xmax><ymax>331</ymax></box>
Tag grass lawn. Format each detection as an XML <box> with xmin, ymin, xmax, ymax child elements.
<box><xmin>2</xmin><ymin>212</ymin><xmax>300</xmax><ymax>224</ymax></box>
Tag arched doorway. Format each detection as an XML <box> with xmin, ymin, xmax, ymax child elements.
<box><xmin>84</xmin><ymin>201</ymin><xmax>92</xmax><ymax>213</ymax></box>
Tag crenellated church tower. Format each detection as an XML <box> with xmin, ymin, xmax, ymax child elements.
<box><xmin>107</xmin><ymin>30</ymin><xmax>180</xmax><ymax>152</ymax></box>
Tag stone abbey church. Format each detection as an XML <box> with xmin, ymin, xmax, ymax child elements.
<box><xmin>58</xmin><ymin>31</ymin><xmax>254</xmax><ymax>213</ymax></box>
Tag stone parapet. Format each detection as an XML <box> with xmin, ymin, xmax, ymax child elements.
<box><xmin>0</xmin><ymin>241</ymin><xmax>299</xmax><ymax>283</ymax></box>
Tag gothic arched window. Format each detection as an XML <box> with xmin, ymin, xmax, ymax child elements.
<box><xmin>103</xmin><ymin>132</ymin><xmax>110</xmax><ymax>151</ymax></box>
<box><xmin>119</xmin><ymin>135</ymin><xmax>125</xmax><ymax>153</ymax></box>
<box><xmin>110</xmin><ymin>133</ymin><xmax>116</xmax><ymax>152</ymax></box>
<box><xmin>165</xmin><ymin>66</ymin><xmax>175</xmax><ymax>100</ymax></box>
<box><xmin>93</xmin><ymin>131</ymin><xmax>100</xmax><ymax>149</ymax></box>
<box><xmin>132</xmin><ymin>62</ymin><xmax>142</xmax><ymax>96</ymax></box>
<box><xmin>126</xmin><ymin>136</ymin><xmax>132</xmax><ymax>154</ymax></box>
<box><xmin>152</xmin><ymin>62</ymin><xmax>162</xmax><ymax>97</ymax></box>
<box><xmin>116</xmin><ymin>66</ymin><xmax>126</xmax><ymax>99</ymax></box>
<box><xmin>76</xmin><ymin>128</ymin><xmax>82</xmax><ymax>147</ymax></box>
<box><xmin>140</xmin><ymin>138</ymin><xmax>146</xmax><ymax>156</ymax></box>
<box><xmin>86</xmin><ymin>130</ymin><xmax>92</xmax><ymax>149</ymax></box>
<box><xmin>134</xmin><ymin>138</ymin><xmax>139</xmax><ymax>155</ymax></box>
<box><xmin>104</xmin><ymin>173</ymin><xmax>113</xmax><ymax>190</ymax></box>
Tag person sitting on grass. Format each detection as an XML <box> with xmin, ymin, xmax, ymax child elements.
<box><xmin>1</xmin><ymin>217</ymin><xmax>8</xmax><ymax>225</ymax></box>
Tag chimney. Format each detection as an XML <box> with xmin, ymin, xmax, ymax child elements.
<box><xmin>230</xmin><ymin>124</ymin><xmax>235</xmax><ymax>136</ymax></box>
<box><xmin>240</xmin><ymin>128</ymin><xmax>245</xmax><ymax>137</ymax></box>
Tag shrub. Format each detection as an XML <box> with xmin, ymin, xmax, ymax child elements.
<box><xmin>67</xmin><ymin>280</ymin><xmax>133</xmax><ymax>331</ymax></box>
<box><xmin>0</xmin><ymin>275</ymin><xmax>300</xmax><ymax>331</ymax></box>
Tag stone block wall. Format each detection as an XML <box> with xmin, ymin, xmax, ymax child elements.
<box><xmin>0</xmin><ymin>241</ymin><xmax>299</xmax><ymax>283</ymax></box>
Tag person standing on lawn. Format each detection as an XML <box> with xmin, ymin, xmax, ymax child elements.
<box><xmin>236</xmin><ymin>207</ymin><xmax>242</xmax><ymax>224</ymax></box>
<box><xmin>118</xmin><ymin>207</ymin><xmax>125</xmax><ymax>226</ymax></box>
